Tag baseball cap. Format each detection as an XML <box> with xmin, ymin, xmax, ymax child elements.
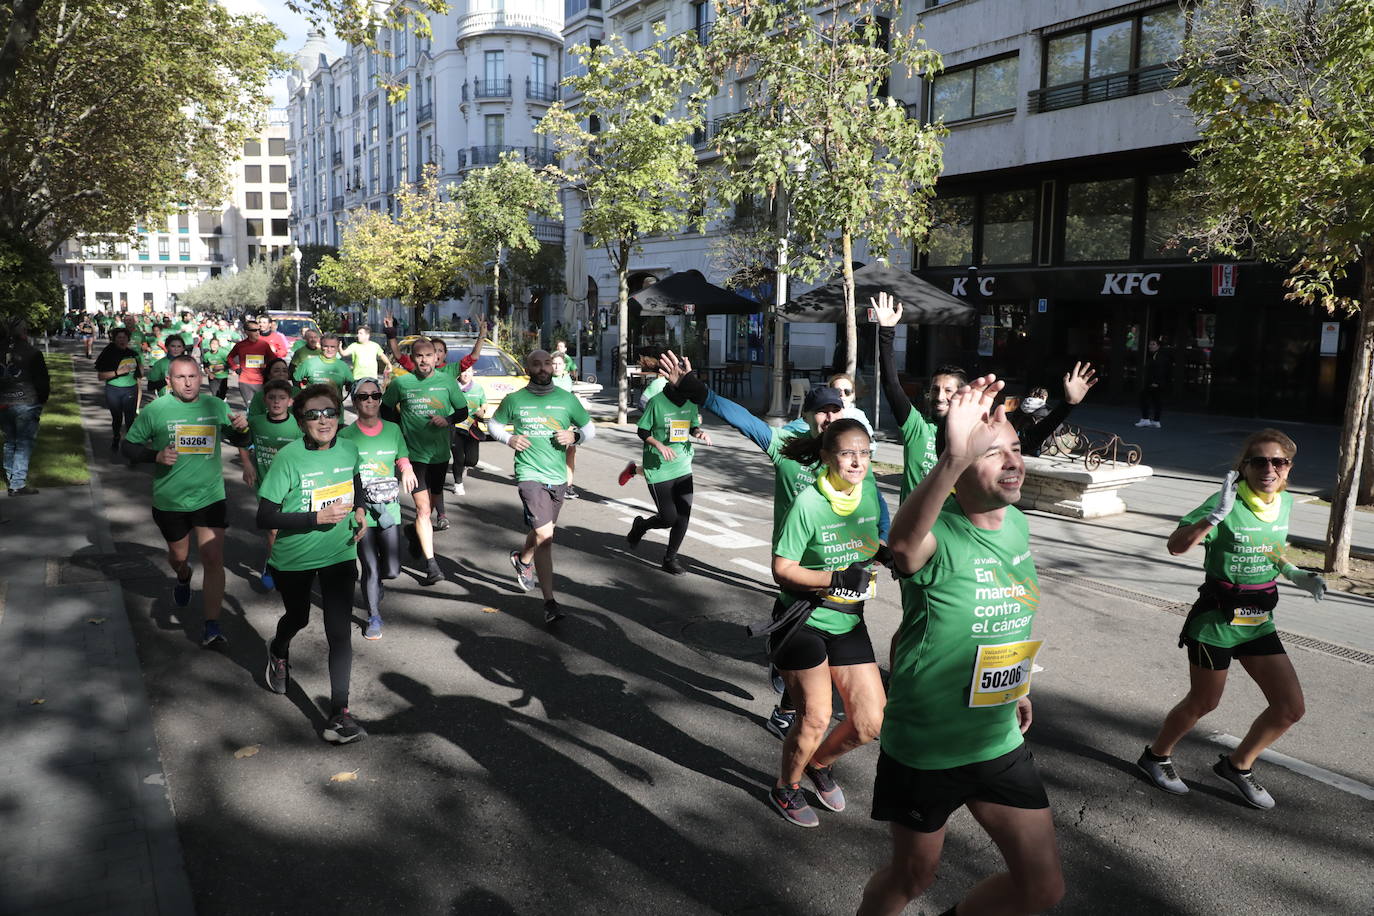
<box><xmin>803</xmin><ymin>386</ymin><xmax>845</xmax><ymax>413</ymax></box>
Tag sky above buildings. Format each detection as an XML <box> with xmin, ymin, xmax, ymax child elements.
<box><xmin>222</xmin><ymin>0</ymin><xmax>344</xmax><ymax>108</ymax></box>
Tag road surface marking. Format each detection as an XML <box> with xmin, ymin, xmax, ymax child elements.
<box><xmin>601</xmin><ymin>497</ymin><xmax>769</xmax><ymax>550</ymax></box>
<box><xmin>732</xmin><ymin>558</ymin><xmax>773</xmax><ymax>577</ymax></box>
<box><xmin>1206</xmin><ymin>732</ymin><xmax>1374</xmax><ymax>801</ymax></box>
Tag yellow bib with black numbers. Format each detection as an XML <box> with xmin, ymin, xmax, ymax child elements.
<box><xmin>669</xmin><ymin>419</ymin><xmax>690</xmax><ymax>443</ymax></box>
<box><xmin>309</xmin><ymin>479</ymin><xmax>354</xmax><ymax>512</ymax></box>
<box><xmin>1230</xmin><ymin>606</ymin><xmax>1271</xmax><ymax>627</ymax></box>
<box><xmin>174</xmin><ymin>424</ymin><xmax>215</xmax><ymax>455</ymax></box>
<box><xmin>968</xmin><ymin>639</ymin><xmax>1042</xmax><ymax>708</ymax></box>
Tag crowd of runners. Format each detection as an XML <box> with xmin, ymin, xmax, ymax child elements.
<box><xmin>68</xmin><ymin>296</ymin><xmax>1327</xmax><ymax>915</ymax></box>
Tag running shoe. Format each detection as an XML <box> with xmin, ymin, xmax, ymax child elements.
<box><xmin>323</xmin><ymin>708</ymin><xmax>367</xmax><ymax>744</ymax></box>
<box><xmin>618</xmin><ymin>461</ymin><xmax>636</xmax><ymax>487</ymax></box>
<box><xmin>452</xmin><ymin>483</ymin><xmax>466</xmax><ymax>497</ymax></box>
<box><xmin>626</xmin><ymin>516</ymin><xmax>649</xmax><ymax>549</ymax></box>
<box><xmin>201</xmin><ymin>620</ymin><xmax>227</xmax><ymax>649</ymax></box>
<box><xmin>445</xmin><ymin>481</ymin><xmax>459</xmax><ymax>494</ymax></box>
<box><xmin>565</xmin><ymin>486</ymin><xmax>580</xmax><ymax>500</ymax></box>
<box><xmin>805</xmin><ymin>764</ymin><xmax>846</xmax><ymax>812</ymax></box>
<box><xmin>544</xmin><ymin>599</ymin><xmax>565</xmax><ymax>624</ymax></box>
<box><xmin>434</xmin><ymin>515</ymin><xmax>451</xmax><ymax>532</ymax></box>
<box><xmin>419</xmin><ymin>561</ymin><xmax>443</xmax><ymax>587</ymax></box>
<box><xmin>265</xmin><ymin>649</ymin><xmax>289</xmax><ymax>694</ymax></box>
<box><xmin>661</xmin><ymin>557</ymin><xmax>685</xmax><ymax>576</ymax></box>
<box><xmin>1212</xmin><ymin>754</ymin><xmax>1275</xmax><ymax>809</ymax></box>
<box><xmin>509</xmin><ymin>550</ymin><xmax>535</xmax><ymax>592</ymax></box>
<box><xmin>770</xmin><ymin>784</ymin><xmax>819</xmax><ymax>828</ymax></box>
<box><xmin>173</xmin><ymin>574</ymin><xmax>193</xmax><ymax>608</ymax></box>
<box><xmin>765</xmin><ymin>706</ymin><xmax>795</xmax><ymax>741</ymax></box>
<box><xmin>1151</xmin><ymin>420</ymin><xmax>1162</xmax><ymax>429</ymax></box>
<box><xmin>1134</xmin><ymin>418</ymin><xmax>1153</xmax><ymax>428</ymax></box>
<box><xmin>1136</xmin><ymin>747</ymin><xmax>1188</xmax><ymax>795</ymax></box>
<box><xmin>261</xmin><ymin>566</ymin><xmax>275</xmax><ymax>591</ymax></box>
<box><xmin>769</xmin><ymin>664</ymin><xmax>785</xmax><ymax>696</ymax></box>
<box><xmin>7</xmin><ymin>486</ymin><xmax>38</xmax><ymax>497</ymax></box>
<box><xmin>110</xmin><ymin>437</ymin><xmax>120</xmax><ymax>453</ymax></box>
<box><xmin>364</xmin><ymin>616</ymin><xmax>382</xmax><ymax>640</ymax></box>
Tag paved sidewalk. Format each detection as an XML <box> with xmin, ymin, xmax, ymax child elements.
<box><xmin>0</xmin><ymin>361</ymin><xmax>193</xmax><ymax>914</ymax></box>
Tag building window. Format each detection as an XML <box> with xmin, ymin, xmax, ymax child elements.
<box><xmin>178</xmin><ymin>239</ymin><xmax>190</xmax><ymax>260</ymax></box>
<box><xmin>395</xmin><ymin>28</ymin><xmax>408</xmax><ymax>70</ymax></box>
<box><xmin>244</xmin><ymin>164</ymin><xmax>262</xmax><ymax>183</ymax></box>
<box><xmin>248</xmin><ymin>244</ymin><xmax>258</xmax><ymax>261</ymax></box>
<box><xmin>395</xmin><ymin>78</ymin><xmax>408</xmax><ymax>130</ymax></box>
<box><xmin>925</xmin><ymin>196</ymin><xmax>974</xmax><ymax>267</ymax></box>
<box><xmin>243</xmin><ymin>138</ymin><xmax>262</xmax><ymax>157</ymax></box>
<box><xmin>157</xmin><ymin>237</ymin><xmax>170</xmax><ymax>260</ymax></box>
<box><xmin>1064</xmin><ymin>178</ymin><xmax>1134</xmax><ymax>262</ymax></box>
<box><xmin>368</xmin><ymin>99</ymin><xmax>379</xmax><ymax>144</ymax></box>
<box><xmin>930</xmin><ymin>55</ymin><xmax>1018</xmax><ymax>123</ymax></box>
<box><xmin>485</xmin><ymin>50</ymin><xmax>504</xmax><ymax>84</ymax></box>
<box><xmin>485</xmin><ymin>114</ymin><xmax>504</xmax><ymax>148</ymax></box>
<box><xmin>369</xmin><ymin>149</ymin><xmax>380</xmax><ymax>193</ymax></box>
<box><xmin>1037</xmin><ymin>5</ymin><xmax>1185</xmax><ymax>112</ymax></box>
<box><xmin>269</xmin><ymin>164</ymin><xmax>287</xmax><ymax>183</ymax></box>
<box><xmin>245</xmin><ymin>192</ymin><xmax>262</xmax><ymax>210</ymax></box>
<box><xmin>397</xmin><ymin>134</ymin><xmax>409</xmax><ymax>185</ymax></box>
<box><xmin>980</xmin><ymin>189</ymin><xmax>1035</xmax><ymax>265</ymax></box>
<box><xmin>532</xmin><ymin>53</ymin><xmax>547</xmax><ymax>89</ymax></box>
<box><xmin>566</xmin><ymin>0</ymin><xmax>586</xmax><ymax>15</ymax></box>
<box><xmin>1143</xmin><ymin>172</ymin><xmax>1188</xmax><ymax>260</ymax></box>
<box><xmin>271</xmin><ymin>218</ymin><xmax>289</xmax><ymax>236</ymax></box>
<box><xmin>245</xmin><ymin>218</ymin><xmax>264</xmax><ymax>237</ymax></box>
<box><xmin>270</xmin><ymin>191</ymin><xmax>288</xmax><ymax>209</ymax></box>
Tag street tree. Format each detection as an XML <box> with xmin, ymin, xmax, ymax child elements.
<box><xmin>267</xmin><ymin>245</ymin><xmax>345</xmax><ymax>313</ymax></box>
<box><xmin>540</xmin><ymin>29</ymin><xmax>707</xmax><ymax>422</ymax></box>
<box><xmin>179</xmin><ymin>259</ymin><xmax>274</xmax><ymax>314</ymax></box>
<box><xmin>703</xmin><ymin>0</ymin><xmax>946</xmax><ymax>379</ymax></box>
<box><xmin>0</xmin><ymin>0</ymin><xmax>283</xmax><ymax>253</ymax></box>
<box><xmin>0</xmin><ymin>232</ymin><xmax>62</xmax><ymax>327</ymax></box>
<box><xmin>1176</xmin><ymin>0</ymin><xmax>1374</xmax><ymax>574</ymax></box>
<box><xmin>314</xmin><ymin>164</ymin><xmax>471</xmax><ymax>331</ymax></box>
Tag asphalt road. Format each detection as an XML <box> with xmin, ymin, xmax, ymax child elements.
<box><xmin>86</xmin><ymin>392</ymin><xmax>1374</xmax><ymax>915</ymax></box>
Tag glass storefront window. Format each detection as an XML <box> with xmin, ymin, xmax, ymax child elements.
<box><xmin>1144</xmin><ymin>172</ymin><xmax>1188</xmax><ymax>259</ymax></box>
<box><xmin>925</xmin><ymin>195</ymin><xmax>974</xmax><ymax>266</ymax></box>
<box><xmin>1064</xmin><ymin>178</ymin><xmax>1134</xmax><ymax>262</ymax></box>
<box><xmin>981</xmin><ymin>189</ymin><xmax>1035</xmax><ymax>265</ymax></box>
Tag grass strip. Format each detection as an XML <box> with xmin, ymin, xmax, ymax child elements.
<box><xmin>22</xmin><ymin>353</ymin><xmax>90</xmax><ymax>488</ymax></box>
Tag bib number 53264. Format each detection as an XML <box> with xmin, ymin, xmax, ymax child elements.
<box><xmin>968</xmin><ymin>639</ymin><xmax>1043</xmax><ymax>709</ymax></box>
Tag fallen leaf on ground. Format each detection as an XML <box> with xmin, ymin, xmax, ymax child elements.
<box><xmin>233</xmin><ymin>745</ymin><xmax>260</xmax><ymax>759</ymax></box>
<box><xmin>30</xmin><ymin>698</ymin><xmax>45</xmax><ymax>705</ymax></box>
<box><xmin>329</xmin><ymin>770</ymin><xmax>359</xmax><ymax>783</ymax></box>
<box><xmin>87</xmin><ymin>617</ymin><xmax>107</xmax><ymax>625</ymax></box>
<box><xmin>481</xmin><ymin>607</ymin><xmax>498</xmax><ymax>614</ymax></box>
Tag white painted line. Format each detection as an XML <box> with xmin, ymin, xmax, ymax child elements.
<box><xmin>1206</xmin><ymin>732</ymin><xmax>1374</xmax><ymax>801</ymax></box>
<box><xmin>732</xmin><ymin>558</ymin><xmax>773</xmax><ymax>577</ymax></box>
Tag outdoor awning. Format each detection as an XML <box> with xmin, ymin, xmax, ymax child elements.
<box><xmin>629</xmin><ymin>269</ymin><xmax>761</xmax><ymax>317</ymax></box>
<box><xmin>783</xmin><ymin>263</ymin><xmax>976</xmax><ymax>325</ymax></box>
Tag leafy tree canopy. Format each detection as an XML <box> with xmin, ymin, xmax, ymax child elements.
<box><xmin>0</xmin><ymin>231</ymin><xmax>63</xmax><ymax>327</ymax></box>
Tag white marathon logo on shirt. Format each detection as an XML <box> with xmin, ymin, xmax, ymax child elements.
<box><xmin>970</xmin><ymin>558</ymin><xmax>1036</xmax><ymax>636</ymax></box>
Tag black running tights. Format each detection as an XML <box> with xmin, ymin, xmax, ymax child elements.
<box><xmin>451</xmin><ymin>433</ymin><xmax>480</xmax><ymax>484</ymax></box>
<box><xmin>105</xmin><ymin>385</ymin><xmax>137</xmax><ymax>441</ymax></box>
<box><xmin>269</xmin><ymin>559</ymin><xmax>358</xmax><ymax>710</ymax></box>
<box><xmin>645</xmin><ymin>473</ymin><xmax>694</xmax><ymax>560</ymax></box>
<box><xmin>357</xmin><ymin>524</ymin><xmax>401</xmax><ymax>615</ymax></box>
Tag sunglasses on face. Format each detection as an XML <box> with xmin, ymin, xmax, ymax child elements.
<box><xmin>300</xmin><ymin>407</ymin><xmax>340</xmax><ymax>420</ymax></box>
<box><xmin>1244</xmin><ymin>456</ymin><xmax>1291</xmax><ymax>469</ymax></box>
<box><xmin>834</xmin><ymin>387</ymin><xmax>853</xmax><ymax>395</ymax></box>
<box><xmin>354</xmin><ymin>391</ymin><xmax>382</xmax><ymax>401</ymax></box>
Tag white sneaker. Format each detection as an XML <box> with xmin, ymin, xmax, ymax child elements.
<box><xmin>453</xmin><ymin>483</ymin><xmax>466</xmax><ymax>496</ymax></box>
<box><xmin>1134</xmin><ymin>419</ymin><xmax>1152</xmax><ymax>428</ymax></box>
<box><xmin>445</xmin><ymin>482</ymin><xmax>459</xmax><ymax>494</ymax></box>
<box><xmin>1151</xmin><ymin>420</ymin><xmax>1162</xmax><ymax>428</ymax></box>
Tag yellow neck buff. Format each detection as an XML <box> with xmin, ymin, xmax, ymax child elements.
<box><xmin>818</xmin><ymin>468</ymin><xmax>861</xmax><ymax>515</ymax></box>
<box><xmin>1238</xmin><ymin>480</ymin><xmax>1282</xmax><ymax>523</ymax></box>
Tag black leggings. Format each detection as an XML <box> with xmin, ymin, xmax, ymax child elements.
<box><xmin>269</xmin><ymin>559</ymin><xmax>358</xmax><ymax>710</ymax></box>
<box><xmin>104</xmin><ymin>384</ymin><xmax>138</xmax><ymax>440</ymax></box>
<box><xmin>452</xmin><ymin>433</ymin><xmax>480</xmax><ymax>484</ymax></box>
<box><xmin>357</xmin><ymin>525</ymin><xmax>401</xmax><ymax>615</ymax></box>
<box><xmin>1140</xmin><ymin>386</ymin><xmax>1162</xmax><ymax>421</ymax></box>
<box><xmin>211</xmin><ymin>378</ymin><xmax>229</xmax><ymax>400</ymax></box>
<box><xmin>644</xmin><ymin>473</ymin><xmax>694</xmax><ymax>560</ymax></box>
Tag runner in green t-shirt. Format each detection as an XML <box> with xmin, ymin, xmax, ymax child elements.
<box><xmin>292</xmin><ymin>334</ymin><xmax>354</xmax><ymax>394</ymax></box>
<box><xmin>764</xmin><ymin>419</ymin><xmax>885</xmax><ymax>829</ymax></box>
<box><xmin>144</xmin><ymin>334</ymin><xmax>187</xmax><ymax>401</ymax></box>
<box><xmin>120</xmin><ymin>354</ymin><xmax>250</xmax><ymax>648</ymax></box>
<box><xmin>256</xmin><ymin>383</ymin><xmax>368</xmax><ymax>745</ymax></box>
<box><xmin>489</xmin><ymin>349</ymin><xmax>596</xmax><ymax>623</ymax></box>
<box><xmin>380</xmin><ymin>337</ymin><xmax>468</xmax><ymax>585</ymax></box>
<box><xmin>246</xmin><ymin>358</ymin><xmax>292</xmax><ymax>416</ymax></box>
<box><xmin>287</xmin><ymin>328</ymin><xmax>321</xmax><ymax>370</ymax></box>
<box><xmin>859</xmin><ymin>376</ymin><xmax>1063</xmax><ymax>916</ymax></box>
<box><xmin>236</xmin><ymin>380</ymin><xmax>302</xmax><ymax>591</ymax></box>
<box><xmin>1139</xmin><ymin>429</ymin><xmax>1325</xmax><ymax>810</ymax></box>
<box><xmin>94</xmin><ymin>328</ymin><xmax>142</xmax><ymax>452</ymax></box>
<box><xmin>201</xmin><ymin>337</ymin><xmax>231</xmax><ymax>399</ymax></box>
<box><xmin>625</xmin><ymin>389</ymin><xmax>710</xmax><ymax>575</ymax></box>
<box><xmin>448</xmin><ymin>364</ymin><xmax>487</xmax><ymax>496</ymax></box>
<box><xmin>341</xmin><ymin>326</ymin><xmax>390</xmax><ymax>381</ymax></box>
<box><xmin>340</xmin><ymin>377</ymin><xmax>416</xmax><ymax>640</ymax></box>
<box><xmin>550</xmin><ymin>351</ymin><xmax>582</xmax><ymax>497</ymax></box>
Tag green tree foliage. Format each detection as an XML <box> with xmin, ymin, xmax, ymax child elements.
<box><xmin>0</xmin><ymin>231</ymin><xmax>62</xmax><ymax>327</ymax></box>
<box><xmin>178</xmin><ymin>260</ymin><xmax>274</xmax><ymax>314</ymax></box>
<box><xmin>314</xmin><ymin>164</ymin><xmax>472</xmax><ymax>330</ymax></box>
<box><xmin>0</xmin><ymin>0</ymin><xmax>284</xmax><ymax>254</ymax></box>
<box><xmin>1178</xmin><ymin>0</ymin><xmax>1374</xmax><ymax>573</ymax></box>
<box><xmin>267</xmin><ymin>245</ymin><xmax>345</xmax><ymax>313</ymax></box>
<box><xmin>703</xmin><ymin>0</ymin><xmax>946</xmax><ymax>377</ymax></box>
<box><xmin>541</xmin><ymin>29</ymin><xmax>707</xmax><ymax>422</ymax></box>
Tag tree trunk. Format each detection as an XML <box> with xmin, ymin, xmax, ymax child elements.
<box><xmin>842</xmin><ymin>230</ymin><xmax>857</xmax><ymax>377</ymax></box>
<box><xmin>1359</xmin><ymin>406</ymin><xmax>1374</xmax><ymax>503</ymax></box>
<box><xmin>1324</xmin><ymin>249</ymin><xmax>1374</xmax><ymax>575</ymax></box>
<box><xmin>617</xmin><ymin>243</ymin><xmax>630</xmax><ymax>425</ymax></box>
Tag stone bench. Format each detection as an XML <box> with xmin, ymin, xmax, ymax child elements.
<box><xmin>1018</xmin><ymin>455</ymin><xmax>1154</xmax><ymax>519</ymax></box>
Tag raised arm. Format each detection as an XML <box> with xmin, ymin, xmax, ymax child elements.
<box><xmin>872</xmin><ymin>293</ymin><xmax>913</xmax><ymax>427</ymax></box>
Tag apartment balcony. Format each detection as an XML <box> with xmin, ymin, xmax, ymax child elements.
<box><xmin>468</xmin><ymin>76</ymin><xmax>512</xmax><ymax>100</ymax></box>
<box><xmin>208</xmin><ymin>252</ymin><xmax>224</xmax><ymax>263</ymax></box>
<box><xmin>692</xmin><ymin>114</ymin><xmax>743</xmax><ymax>147</ymax></box>
<box><xmin>331</xmin><ymin>196</ymin><xmax>344</xmax><ymax>211</ymax></box>
<box><xmin>331</xmin><ymin>151</ymin><xmax>342</xmax><ymax>167</ymax></box>
<box><xmin>287</xmin><ymin>177</ymin><xmax>297</xmax><ymax>189</ymax></box>
<box><xmin>468</xmin><ymin>145</ymin><xmax>520</xmax><ymax>166</ymax></box>
<box><xmin>695</xmin><ymin>21</ymin><xmax>713</xmax><ymax>45</ymax></box>
<box><xmin>533</xmin><ymin>221</ymin><xmax>564</xmax><ymax>244</ymax></box>
<box><xmin>455</xmin><ymin>9</ymin><xmax>562</xmax><ymax>42</ymax></box>
<box><xmin>1028</xmin><ymin>63</ymin><xmax>1174</xmax><ymax>114</ymax></box>
<box><xmin>524</xmin><ymin>146</ymin><xmax>557</xmax><ymax>168</ymax></box>
<box><xmin>526</xmin><ymin>79</ymin><xmax>558</xmax><ymax>103</ymax></box>
<box><xmin>417</xmin><ymin>102</ymin><xmax>434</xmax><ymax>124</ymax></box>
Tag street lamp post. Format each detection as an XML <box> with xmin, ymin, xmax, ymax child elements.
<box><xmin>291</xmin><ymin>246</ymin><xmax>303</xmax><ymax>313</ymax></box>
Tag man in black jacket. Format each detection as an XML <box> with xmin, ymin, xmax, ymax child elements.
<box><xmin>1137</xmin><ymin>337</ymin><xmax>1174</xmax><ymax>429</ymax></box>
<box><xmin>0</xmin><ymin>317</ymin><xmax>50</xmax><ymax>496</ymax></box>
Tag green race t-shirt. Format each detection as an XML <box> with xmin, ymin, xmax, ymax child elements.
<box><xmin>1178</xmin><ymin>491</ymin><xmax>1291</xmax><ymax>646</ymax></box>
<box><xmin>342</xmin><ymin>340</ymin><xmax>386</xmax><ymax>380</ymax></box>
<box><xmin>97</xmin><ymin>346</ymin><xmax>141</xmax><ymax>388</ymax></box>
<box><xmin>146</xmin><ymin>356</ymin><xmax>173</xmax><ymax>387</ymax></box>
<box><xmin>381</xmin><ymin>370</ymin><xmax>468</xmax><ymax>464</ymax></box>
<box><xmin>774</xmin><ymin>480</ymin><xmax>882</xmax><ymax>635</ymax></box>
<box><xmin>202</xmin><ymin>350</ymin><xmax>230</xmax><ymax>380</ymax></box>
<box><xmin>289</xmin><ymin>339</ymin><xmax>308</xmax><ymax>360</ymax></box>
<box><xmin>455</xmin><ymin>380</ymin><xmax>487</xmax><ymax>433</ymax></box>
<box><xmin>900</xmin><ymin>409</ymin><xmax>938</xmax><ymax>501</ymax></box>
<box><xmin>247</xmin><ymin>413</ymin><xmax>303</xmax><ymax>487</ymax></box>
<box><xmin>764</xmin><ymin>427</ymin><xmax>816</xmax><ymax>548</ymax></box>
<box><xmin>553</xmin><ymin>373</ymin><xmax>574</xmax><ymax>391</ymax></box>
<box><xmin>638</xmin><ymin>392</ymin><xmax>701</xmax><ymax>484</ymax></box>
<box><xmin>258</xmin><ymin>438</ymin><xmax>361</xmax><ymax>571</ymax></box>
<box><xmin>339</xmin><ymin>420</ymin><xmax>409</xmax><ymax>527</ymax></box>
<box><xmin>293</xmin><ymin>353</ymin><xmax>354</xmax><ymax>392</ymax></box>
<box><xmin>882</xmin><ymin>503</ymin><xmax>1041</xmax><ymax>770</ymax></box>
<box><xmin>491</xmin><ymin>387</ymin><xmax>591</xmax><ymax>485</ymax></box>
<box><xmin>124</xmin><ymin>394</ymin><xmax>235</xmax><ymax>513</ymax></box>
<box><xmin>641</xmin><ymin>376</ymin><xmax>667</xmax><ymax>405</ymax></box>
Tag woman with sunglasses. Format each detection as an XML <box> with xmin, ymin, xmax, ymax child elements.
<box><xmin>257</xmin><ymin>384</ymin><xmax>369</xmax><ymax>744</ymax></box>
<box><xmin>339</xmin><ymin>378</ymin><xmax>417</xmax><ymax>641</ymax></box>
<box><xmin>1138</xmin><ymin>429</ymin><xmax>1325</xmax><ymax>808</ymax></box>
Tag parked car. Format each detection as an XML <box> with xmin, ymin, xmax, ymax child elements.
<box><xmin>265</xmin><ymin>310</ymin><xmax>319</xmax><ymax>345</ymax></box>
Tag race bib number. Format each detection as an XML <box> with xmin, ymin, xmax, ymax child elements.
<box><xmin>968</xmin><ymin>640</ymin><xmax>1043</xmax><ymax>708</ymax></box>
<box><xmin>244</xmin><ymin>355</ymin><xmax>264</xmax><ymax>369</ymax></box>
<box><xmin>310</xmin><ymin>479</ymin><xmax>354</xmax><ymax>512</ymax></box>
<box><xmin>174</xmin><ymin>424</ymin><xmax>215</xmax><ymax>455</ymax></box>
<box><xmin>668</xmin><ymin>419</ymin><xmax>690</xmax><ymax>443</ymax></box>
<box><xmin>1230</xmin><ymin>606</ymin><xmax>1271</xmax><ymax>627</ymax></box>
<box><xmin>117</xmin><ymin>358</ymin><xmax>137</xmax><ymax>375</ymax></box>
<box><xmin>822</xmin><ymin>568</ymin><xmax>877</xmax><ymax>605</ymax></box>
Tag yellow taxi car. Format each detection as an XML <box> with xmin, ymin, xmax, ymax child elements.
<box><xmin>390</xmin><ymin>332</ymin><xmax>528</xmax><ymax>412</ymax></box>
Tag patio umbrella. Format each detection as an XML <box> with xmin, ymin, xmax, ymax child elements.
<box><xmin>629</xmin><ymin>269</ymin><xmax>760</xmax><ymax>317</ymax></box>
<box><xmin>783</xmin><ymin>262</ymin><xmax>975</xmax><ymax>325</ymax></box>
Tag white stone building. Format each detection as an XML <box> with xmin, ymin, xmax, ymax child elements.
<box><xmin>53</xmin><ymin>111</ymin><xmax>294</xmax><ymax>315</ymax></box>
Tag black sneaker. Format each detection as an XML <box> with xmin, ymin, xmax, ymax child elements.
<box><xmin>1212</xmin><ymin>754</ymin><xmax>1275</xmax><ymax>809</ymax></box>
<box><xmin>7</xmin><ymin>486</ymin><xmax>38</xmax><ymax>497</ymax></box>
<box><xmin>661</xmin><ymin>556</ymin><xmax>685</xmax><ymax>576</ymax></box>
<box><xmin>509</xmin><ymin>550</ymin><xmax>535</xmax><ymax>592</ymax></box>
<box><xmin>433</xmin><ymin>515</ymin><xmax>450</xmax><ymax>532</ymax></box>
<box><xmin>419</xmin><ymin>560</ymin><xmax>443</xmax><ymax>587</ymax></box>
<box><xmin>544</xmin><ymin>599</ymin><xmax>565</xmax><ymax>624</ymax></box>
<box><xmin>626</xmin><ymin>516</ymin><xmax>649</xmax><ymax>549</ymax></box>
<box><xmin>265</xmin><ymin>649</ymin><xmax>289</xmax><ymax>694</ymax></box>
<box><xmin>173</xmin><ymin>574</ymin><xmax>193</xmax><ymax>608</ymax></box>
<box><xmin>323</xmin><ymin>708</ymin><xmax>367</xmax><ymax>744</ymax></box>
<box><xmin>565</xmin><ymin>486</ymin><xmax>580</xmax><ymax>500</ymax></box>
<box><xmin>110</xmin><ymin>437</ymin><xmax>121</xmax><ymax>453</ymax></box>
<box><xmin>765</xmin><ymin>706</ymin><xmax>795</xmax><ymax>740</ymax></box>
<box><xmin>1137</xmin><ymin>747</ymin><xmax>1188</xmax><ymax>795</ymax></box>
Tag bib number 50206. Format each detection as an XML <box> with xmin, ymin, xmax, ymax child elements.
<box><xmin>968</xmin><ymin>639</ymin><xmax>1043</xmax><ymax>709</ymax></box>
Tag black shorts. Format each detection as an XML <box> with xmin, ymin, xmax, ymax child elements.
<box><xmin>770</xmin><ymin>618</ymin><xmax>876</xmax><ymax>671</ymax></box>
<box><xmin>871</xmin><ymin>744</ymin><xmax>1049</xmax><ymax>834</ymax></box>
<box><xmin>1184</xmin><ymin>631</ymin><xmax>1286</xmax><ymax>671</ymax></box>
<box><xmin>410</xmin><ymin>460</ymin><xmax>448</xmax><ymax>496</ymax></box>
<box><xmin>518</xmin><ymin>480</ymin><xmax>567</xmax><ymax>530</ymax></box>
<box><xmin>151</xmin><ymin>499</ymin><xmax>228</xmax><ymax>543</ymax></box>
